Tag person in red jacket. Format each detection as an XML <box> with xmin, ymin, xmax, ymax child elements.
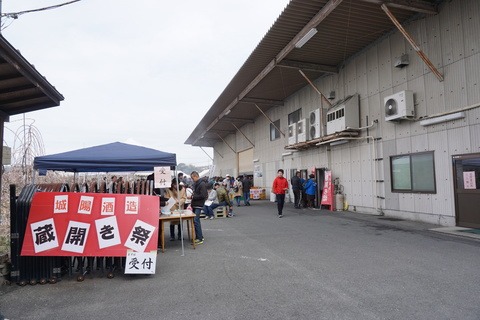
<box><xmin>272</xmin><ymin>169</ymin><xmax>289</xmax><ymax>218</ymax></box>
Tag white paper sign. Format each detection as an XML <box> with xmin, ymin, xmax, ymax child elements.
<box><xmin>31</xmin><ymin>218</ymin><xmax>59</xmax><ymax>253</ymax></box>
<box><xmin>125</xmin><ymin>196</ymin><xmax>139</xmax><ymax>214</ymax></box>
<box><xmin>125</xmin><ymin>251</ymin><xmax>157</xmax><ymax>274</ymax></box>
<box><xmin>95</xmin><ymin>216</ymin><xmax>121</xmax><ymax>249</ymax></box>
<box><xmin>154</xmin><ymin>166</ymin><xmax>171</xmax><ymax>189</ymax></box>
<box><xmin>53</xmin><ymin>195</ymin><xmax>69</xmax><ymax>214</ymax></box>
<box><xmin>61</xmin><ymin>221</ymin><xmax>90</xmax><ymax>253</ymax></box>
<box><xmin>78</xmin><ymin>196</ymin><xmax>94</xmax><ymax>214</ymax></box>
<box><xmin>101</xmin><ymin>197</ymin><xmax>116</xmax><ymax>215</ymax></box>
<box><xmin>124</xmin><ymin>219</ymin><xmax>156</xmax><ymax>252</ymax></box>
<box><xmin>463</xmin><ymin>171</ymin><xmax>477</xmax><ymax>189</ymax></box>
<box><xmin>163</xmin><ymin>197</ymin><xmax>176</xmax><ymax>213</ymax></box>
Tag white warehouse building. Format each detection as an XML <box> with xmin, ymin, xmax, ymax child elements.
<box><xmin>186</xmin><ymin>0</ymin><xmax>480</xmax><ymax>228</ymax></box>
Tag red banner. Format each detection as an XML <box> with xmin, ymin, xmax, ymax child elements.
<box><xmin>21</xmin><ymin>192</ymin><xmax>159</xmax><ymax>257</ymax></box>
<box><xmin>320</xmin><ymin>171</ymin><xmax>335</xmax><ymax>211</ymax></box>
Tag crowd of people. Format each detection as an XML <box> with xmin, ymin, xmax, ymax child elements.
<box><xmin>162</xmin><ymin>172</ymin><xmax>254</xmax><ymax>245</ymax></box>
<box><xmin>161</xmin><ymin>169</ymin><xmax>319</xmax><ymax>246</ymax></box>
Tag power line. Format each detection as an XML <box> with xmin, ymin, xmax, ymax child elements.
<box><xmin>1</xmin><ymin>0</ymin><xmax>81</xmax><ymax>19</ymax></box>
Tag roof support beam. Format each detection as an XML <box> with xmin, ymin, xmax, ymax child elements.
<box><xmin>359</xmin><ymin>0</ymin><xmax>438</xmax><ymax>15</ymax></box>
<box><xmin>381</xmin><ymin>4</ymin><xmax>443</xmax><ymax>82</ymax></box>
<box><xmin>232</xmin><ymin>123</ymin><xmax>255</xmax><ymax>148</ymax></box>
<box><xmin>240</xmin><ymin>97</ymin><xmax>284</xmax><ymax>106</ymax></box>
<box><xmin>254</xmin><ymin>103</ymin><xmax>285</xmax><ymax>137</ymax></box>
<box><xmin>216</xmin><ymin>133</ymin><xmax>236</xmax><ymax>154</ymax></box>
<box><xmin>298</xmin><ymin>70</ymin><xmax>332</xmax><ymax>108</ymax></box>
<box><xmin>277</xmin><ymin>60</ymin><xmax>338</xmax><ymax>74</ymax></box>
<box><xmin>214</xmin><ymin>149</ymin><xmax>224</xmax><ymax>159</ymax></box>
<box><xmin>199</xmin><ymin>146</ymin><xmax>214</xmax><ymax>161</ymax></box>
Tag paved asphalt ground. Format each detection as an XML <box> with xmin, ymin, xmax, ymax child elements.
<box><xmin>1</xmin><ymin>200</ymin><xmax>480</xmax><ymax>320</ymax></box>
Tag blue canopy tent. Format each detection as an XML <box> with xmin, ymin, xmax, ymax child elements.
<box><xmin>33</xmin><ymin>142</ymin><xmax>177</xmax><ymax>172</ymax></box>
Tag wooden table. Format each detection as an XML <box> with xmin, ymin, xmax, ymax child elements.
<box><xmin>159</xmin><ymin>211</ymin><xmax>196</xmax><ymax>253</ymax></box>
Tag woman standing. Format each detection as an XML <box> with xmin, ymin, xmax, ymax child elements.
<box><xmin>164</xmin><ymin>178</ymin><xmax>186</xmax><ymax>241</ymax></box>
<box><xmin>233</xmin><ymin>176</ymin><xmax>243</xmax><ymax>206</ymax></box>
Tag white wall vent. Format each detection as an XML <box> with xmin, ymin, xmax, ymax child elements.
<box><xmin>326</xmin><ymin>94</ymin><xmax>359</xmax><ymax>135</ymax></box>
<box><xmin>288</xmin><ymin>123</ymin><xmax>297</xmax><ymax>145</ymax></box>
<box><xmin>384</xmin><ymin>90</ymin><xmax>414</xmax><ymax>122</ymax></box>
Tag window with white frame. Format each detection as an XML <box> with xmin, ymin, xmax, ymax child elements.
<box><xmin>390</xmin><ymin>151</ymin><xmax>436</xmax><ymax>193</ymax></box>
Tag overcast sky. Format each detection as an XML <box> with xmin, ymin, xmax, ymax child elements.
<box><xmin>2</xmin><ymin>0</ymin><xmax>289</xmax><ymax>166</ymax></box>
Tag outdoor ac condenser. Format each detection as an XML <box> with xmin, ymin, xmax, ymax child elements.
<box><xmin>288</xmin><ymin>123</ymin><xmax>297</xmax><ymax>145</ymax></box>
<box><xmin>297</xmin><ymin>118</ymin><xmax>306</xmax><ymax>143</ymax></box>
<box><xmin>384</xmin><ymin>90</ymin><xmax>414</xmax><ymax>122</ymax></box>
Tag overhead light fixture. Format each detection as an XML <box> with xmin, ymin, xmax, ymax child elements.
<box><xmin>295</xmin><ymin>28</ymin><xmax>318</xmax><ymax>48</ymax></box>
<box><xmin>419</xmin><ymin>112</ymin><xmax>465</xmax><ymax>126</ymax></box>
<box><xmin>281</xmin><ymin>151</ymin><xmax>293</xmax><ymax>157</ymax></box>
<box><xmin>253</xmin><ymin>158</ymin><xmax>259</xmax><ymax>163</ymax></box>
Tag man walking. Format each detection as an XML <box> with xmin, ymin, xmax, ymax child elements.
<box><xmin>272</xmin><ymin>169</ymin><xmax>289</xmax><ymax>218</ymax></box>
<box><xmin>242</xmin><ymin>175</ymin><xmax>252</xmax><ymax>206</ymax></box>
<box><xmin>290</xmin><ymin>171</ymin><xmax>303</xmax><ymax>209</ymax></box>
<box><xmin>191</xmin><ymin>171</ymin><xmax>207</xmax><ymax>244</ymax></box>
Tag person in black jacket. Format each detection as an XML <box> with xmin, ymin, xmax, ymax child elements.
<box><xmin>242</xmin><ymin>175</ymin><xmax>252</xmax><ymax>206</ymax></box>
<box><xmin>191</xmin><ymin>171</ymin><xmax>207</xmax><ymax>244</ymax></box>
<box><xmin>291</xmin><ymin>171</ymin><xmax>303</xmax><ymax>209</ymax></box>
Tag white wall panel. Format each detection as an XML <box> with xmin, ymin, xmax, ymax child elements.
<box><xmin>444</xmin><ymin>59</ymin><xmax>468</xmax><ymax>110</ymax></box>
<box><xmin>465</xmin><ymin>53</ymin><xmax>480</xmax><ymax>105</ymax></box>
<box><xmin>428</xmin><ymin>131</ymin><xmax>453</xmax><ymax>216</ymax></box>
<box><xmin>340</xmin><ymin>146</ymin><xmax>352</xmax><ymax>194</ymax></box>
<box><xmin>398</xmin><ymin>193</ymin><xmax>415</xmax><ymax>212</ymax></box>
<box><xmin>424</xmin><ymin>14</ymin><xmax>443</xmax><ymax>69</ymax></box>
<box><xmin>396</xmin><ymin>136</ymin><xmax>411</xmax><ymax>154</ymax></box>
<box><xmin>448</xmin><ymin>127</ymin><xmax>471</xmax><ymax>154</ymax></box>
<box><xmin>414</xmin><ymin>194</ymin><xmax>433</xmax><ymax>214</ymax></box>
<box><xmin>367</xmin><ymin>93</ymin><xmax>382</xmax><ymax>126</ymax></box>
<box><xmin>405</xmin><ymin>20</ymin><xmax>428</xmax><ymax>81</ymax></box>
<box><xmin>345</xmin><ymin>60</ymin><xmax>357</xmax><ymax>97</ymax></box>
<box><xmin>367</xmin><ymin>45</ymin><xmax>380</xmax><ymax>96</ymax></box>
<box><xmin>407</xmin><ymin>76</ymin><xmax>427</xmax><ymax>120</ymax></box>
<box><xmin>440</xmin><ymin>0</ymin><xmax>465</xmax><ymax>66</ymax></box>
<box><xmin>349</xmin><ymin>145</ymin><xmax>362</xmax><ymax>204</ymax></box>
<box><xmin>382</xmin><ymin>140</ymin><xmax>398</xmax><ymax>210</ymax></box>
<box><xmin>424</xmin><ymin>71</ymin><xmax>446</xmax><ymax>117</ymax></box>
<box><xmin>360</xmin><ymin>143</ymin><xmax>374</xmax><ymax>207</ymax></box>
<box><xmin>355</xmin><ymin>52</ymin><xmax>368</xmax><ymax>97</ymax></box>
<box><xmin>390</xmin><ymin>31</ymin><xmax>407</xmax><ymax>87</ymax></box>
<box><xmin>411</xmin><ymin>133</ymin><xmax>428</xmax><ymax>153</ymax></box>
<box><xmin>462</xmin><ymin>0</ymin><xmax>480</xmax><ymax>57</ymax></box>
<box><xmin>378</xmin><ymin>39</ymin><xmax>393</xmax><ymax>92</ymax></box>
<box><xmin>469</xmin><ymin>124</ymin><xmax>480</xmax><ymax>153</ymax></box>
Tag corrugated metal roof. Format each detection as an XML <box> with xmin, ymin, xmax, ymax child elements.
<box><xmin>0</xmin><ymin>35</ymin><xmax>64</xmax><ymax>117</ymax></box>
<box><xmin>186</xmin><ymin>0</ymin><xmax>440</xmax><ymax>147</ymax></box>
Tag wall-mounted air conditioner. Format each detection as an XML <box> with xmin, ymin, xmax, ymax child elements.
<box><xmin>288</xmin><ymin>123</ymin><xmax>297</xmax><ymax>145</ymax></box>
<box><xmin>308</xmin><ymin>109</ymin><xmax>321</xmax><ymax>140</ymax></box>
<box><xmin>297</xmin><ymin>118</ymin><xmax>306</xmax><ymax>143</ymax></box>
<box><xmin>326</xmin><ymin>94</ymin><xmax>359</xmax><ymax>135</ymax></box>
<box><xmin>384</xmin><ymin>90</ymin><xmax>414</xmax><ymax>122</ymax></box>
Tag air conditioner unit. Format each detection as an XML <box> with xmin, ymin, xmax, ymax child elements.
<box><xmin>308</xmin><ymin>109</ymin><xmax>321</xmax><ymax>140</ymax></box>
<box><xmin>384</xmin><ymin>90</ymin><xmax>414</xmax><ymax>122</ymax></box>
<box><xmin>297</xmin><ymin>118</ymin><xmax>306</xmax><ymax>143</ymax></box>
<box><xmin>288</xmin><ymin>123</ymin><xmax>297</xmax><ymax>145</ymax></box>
<box><xmin>326</xmin><ymin>94</ymin><xmax>359</xmax><ymax>135</ymax></box>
